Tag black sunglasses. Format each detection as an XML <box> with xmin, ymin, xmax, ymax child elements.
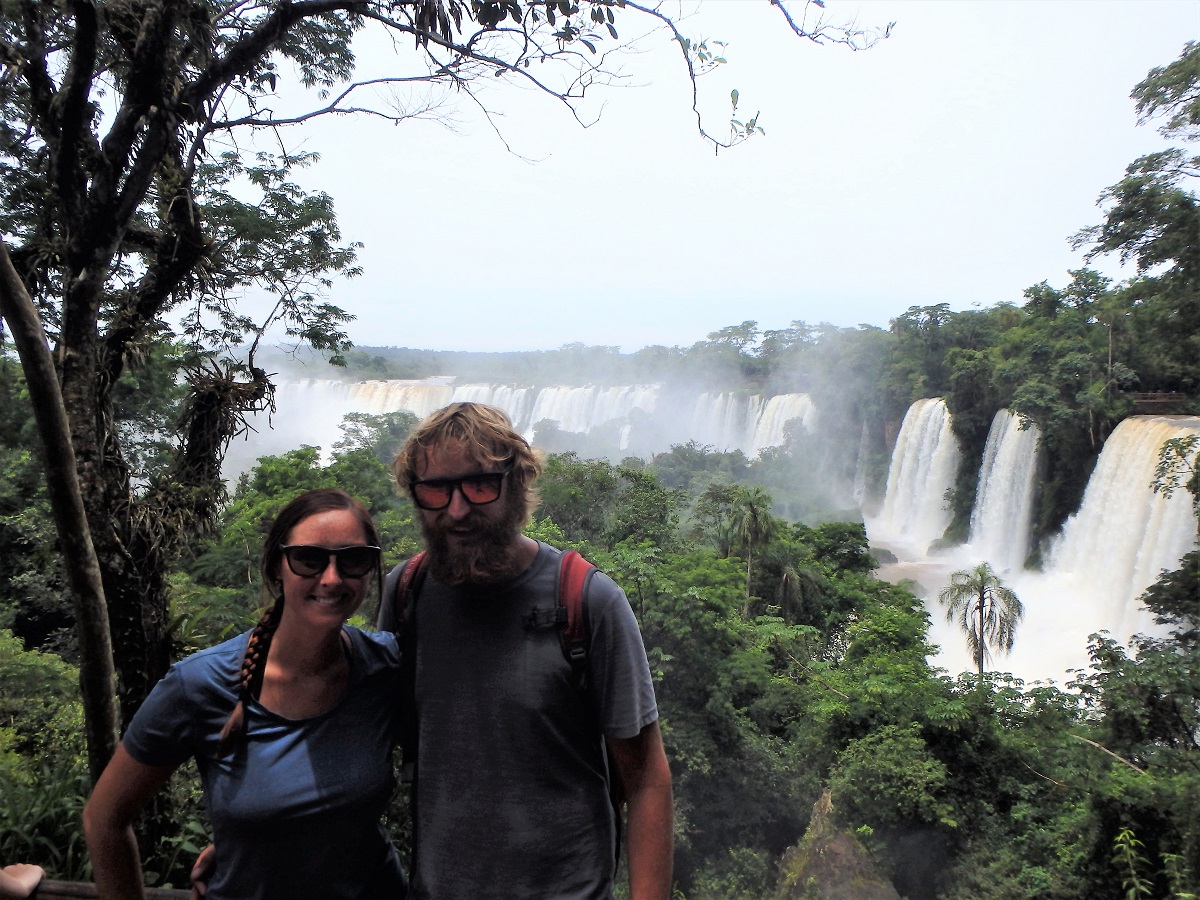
<box><xmin>408</xmin><ymin>468</ymin><xmax>510</xmax><ymax>511</ymax></box>
<box><xmin>281</xmin><ymin>545</ymin><xmax>381</xmax><ymax>579</ymax></box>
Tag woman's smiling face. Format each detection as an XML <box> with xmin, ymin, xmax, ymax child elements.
<box><xmin>278</xmin><ymin>508</ymin><xmax>373</xmax><ymax>629</ymax></box>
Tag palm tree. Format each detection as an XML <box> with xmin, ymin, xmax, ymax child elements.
<box><xmin>691</xmin><ymin>482</ymin><xmax>740</xmax><ymax>558</ymax></box>
<box><xmin>774</xmin><ymin>557</ymin><xmax>828</xmax><ymax>627</ymax></box>
<box><xmin>735</xmin><ymin>486</ymin><xmax>778</xmax><ymax>615</ymax></box>
<box><xmin>937</xmin><ymin>562</ymin><xmax>1024</xmax><ymax>675</ymax></box>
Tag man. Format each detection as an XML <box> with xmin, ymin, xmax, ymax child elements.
<box><xmin>379</xmin><ymin>401</ymin><xmax>673</xmax><ymax>899</ymax></box>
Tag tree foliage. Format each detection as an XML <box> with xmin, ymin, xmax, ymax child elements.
<box><xmin>0</xmin><ymin>0</ymin><xmax>890</xmax><ymax>778</ymax></box>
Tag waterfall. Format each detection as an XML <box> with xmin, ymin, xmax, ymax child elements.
<box><xmin>527</xmin><ymin>385</ymin><xmax>659</xmax><ymax>439</ymax></box>
<box><xmin>750</xmin><ymin>394</ymin><xmax>818</xmax><ymax>455</ymax></box>
<box><xmin>450</xmin><ymin>384</ymin><xmax>536</xmax><ymax>425</ymax></box>
<box><xmin>354</xmin><ymin>379</ymin><xmax>455</xmax><ymax>416</ymax></box>
<box><xmin>687</xmin><ymin>392</ymin><xmax>756</xmax><ymax>451</ymax></box>
<box><xmin>872</xmin><ymin>398</ymin><xmax>961</xmax><ymax>553</ymax></box>
<box><xmin>1043</xmin><ymin>416</ymin><xmax>1200</xmax><ymax>636</ymax></box>
<box><xmin>874</xmin><ymin>413</ymin><xmax>1199</xmax><ymax>684</ymax></box>
<box><xmin>852</xmin><ymin>419</ymin><xmax>870</xmax><ymax>506</ymax></box>
<box><xmin>968</xmin><ymin>410</ymin><xmax>1040</xmax><ymax>573</ymax></box>
<box><xmin>224</xmin><ymin>379</ymin><xmax>818</xmax><ymax>479</ymax></box>
<box><xmin>684</xmin><ymin>391</ymin><xmax>815</xmax><ymax>454</ymax></box>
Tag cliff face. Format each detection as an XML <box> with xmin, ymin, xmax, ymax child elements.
<box><xmin>775</xmin><ymin>790</ymin><xmax>901</xmax><ymax>900</ymax></box>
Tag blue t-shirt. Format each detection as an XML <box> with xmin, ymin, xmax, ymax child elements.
<box><xmin>123</xmin><ymin>626</ymin><xmax>406</xmax><ymax>900</ymax></box>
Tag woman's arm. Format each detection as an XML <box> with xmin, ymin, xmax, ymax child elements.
<box><xmin>83</xmin><ymin>744</ymin><xmax>178</xmax><ymax>900</ymax></box>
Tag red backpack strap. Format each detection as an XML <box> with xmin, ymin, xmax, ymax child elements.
<box><xmin>558</xmin><ymin>550</ymin><xmax>624</xmax><ymax>873</ymax></box>
<box><xmin>558</xmin><ymin>550</ymin><xmax>596</xmax><ymax>670</ymax></box>
<box><xmin>397</xmin><ymin>550</ymin><xmax>427</xmax><ymax>617</ymax></box>
<box><xmin>377</xmin><ymin>551</ymin><xmax>427</xmax><ymax>634</ymax></box>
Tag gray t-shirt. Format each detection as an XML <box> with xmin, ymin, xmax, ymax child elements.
<box><xmin>383</xmin><ymin>542</ymin><xmax>658</xmax><ymax>899</ymax></box>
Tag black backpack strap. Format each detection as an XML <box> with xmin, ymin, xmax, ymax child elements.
<box><xmin>387</xmin><ymin>553</ymin><xmax>427</xmax><ymax>874</ymax></box>
<box><xmin>390</xmin><ymin>552</ymin><xmax>427</xmax><ymax>783</ymax></box>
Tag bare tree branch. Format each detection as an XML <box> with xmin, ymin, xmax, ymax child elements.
<box><xmin>769</xmin><ymin>0</ymin><xmax>894</xmax><ymax>50</ymax></box>
<box><xmin>1068</xmin><ymin>733</ymin><xmax>1149</xmax><ymax>776</ymax></box>
<box><xmin>210</xmin><ymin>75</ymin><xmax>451</xmax><ymax>128</ymax></box>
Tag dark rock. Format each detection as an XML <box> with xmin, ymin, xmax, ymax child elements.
<box><xmin>774</xmin><ymin>790</ymin><xmax>901</xmax><ymax>900</ymax></box>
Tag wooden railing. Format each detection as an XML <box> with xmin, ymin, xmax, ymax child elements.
<box><xmin>1127</xmin><ymin>392</ymin><xmax>1182</xmax><ymax>401</ymax></box>
<box><xmin>33</xmin><ymin>880</ymin><xmax>189</xmax><ymax>899</ymax></box>
<box><xmin>1122</xmin><ymin>391</ymin><xmax>1192</xmax><ymax>414</ymax></box>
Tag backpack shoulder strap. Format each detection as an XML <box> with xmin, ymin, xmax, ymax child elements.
<box><xmin>557</xmin><ymin>550</ymin><xmax>625</xmax><ymax>873</ymax></box>
<box><xmin>396</xmin><ymin>551</ymin><xmax>427</xmax><ymax>627</ymax></box>
<box><xmin>378</xmin><ymin>551</ymin><xmax>427</xmax><ymax>633</ymax></box>
<box><xmin>394</xmin><ymin>552</ymin><xmax>427</xmax><ymax>788</ymax></box>
<box><xmin>557</xmin><ymin>549</ymin><xmax>597</xmax><ymax>678</ymax></box>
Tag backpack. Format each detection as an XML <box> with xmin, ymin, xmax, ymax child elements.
<box><xmin>382</xmin><ymin>549</ymin><xmax>624</xmax><ymax>869</ymax></box>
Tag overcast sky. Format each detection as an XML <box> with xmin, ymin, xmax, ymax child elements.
<box><xmin>271</xmin><ymin>0</ymin><xmax>1199</xmax><ymax>354</ymax></box>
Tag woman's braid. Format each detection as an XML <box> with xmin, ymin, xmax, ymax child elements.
<box><xmin>216</xmin><ymin>598</ymin><xmax>283</xmax><ymax>756</ymax></box>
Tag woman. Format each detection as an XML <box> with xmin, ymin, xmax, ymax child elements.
<box><xmin>84</xmin><ymin>489</ymin><xmax>406</xmax><ymax>899</ymax></box>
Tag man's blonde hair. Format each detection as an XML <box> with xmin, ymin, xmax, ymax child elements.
<box><xmin>393</xmin><ymin>402</ymin><xmax>544</xmax><ymax>518</ymax></box>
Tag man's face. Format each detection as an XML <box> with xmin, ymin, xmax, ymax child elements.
<box><xmin>412</xmin><ymin>440</ymin><xmax>526</xmax><ymax>585</ymax></box>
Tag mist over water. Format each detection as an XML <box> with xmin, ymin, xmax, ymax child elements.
<box><xmin>227</xmin><ymin>378</ymin><xmax>1200</xmax><ymax>687</ymax></box>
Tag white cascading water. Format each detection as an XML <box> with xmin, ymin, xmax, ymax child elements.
<box><xmin>750</xmin><ymin>394</ymin><xmax>818</xmax><ymax>455</ymax></box>
<box><xmin>687</xmin><ymin>392</ymin><xmax>756</xmax><ymax>451</ymax></box>
<box><xmin>353</xmin><ymin>379</ymin><xmax>456</xmax><ymax>416</ymax></box>
<box><xmin>875</xmin><ymin>413</ymin><xmax>1200</xmax><ymax>685</ymax></box>
<box><xmin>870</xmin><ymin>398</ymin><xmax>961</xmax><ymax>555</ymax></box>
<box><xmin>224</xmin><ymin>379</ymin><xmax>817</xmax><ymax>478</ymax></box>
<box><xmin>986</xmin><ymin>415</ymin><xmax>1200</xmax><ymax>683</ymax></box>
<box><xmin>684</xmin><ymin>392</ymin><xmax>815</xmax><ymax>454</ymax></box>
<box><xmin>448</xmin><ymin>384</ymin><xmax>537</xmax><ymax>425</ymax></box>
<box><xmin>967</xmin><ymin>410</ymin><xmax>1040</xmax><ymax>574</ymax></box>
<box><xmin>852</xmin><ymin>420</ymin><xmax>871</xmax><ymax>506</ymax></box>
<box><xmin>228</xmin><ymin>378</ymin><xmax>1198</xmax><ymax>687</ymax></box>
<box><xmin>526</xmin><ymin>385</ymin><xmax>660</xmax><ymax>437</ymax></box>
<box><xmin>1038</xmin><ymin>416</ymin><xmax>1200</xmax><ymax>637</ymax></box>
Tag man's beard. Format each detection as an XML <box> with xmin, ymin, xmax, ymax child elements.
<box><xmin>420</xmin><ymin>495</ymin><xmax>528</xmax><ymax>585</ymax></box>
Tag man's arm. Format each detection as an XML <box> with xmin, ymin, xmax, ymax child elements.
<box><xmin>607</xmin><ymin>720</ymin><xmax>674</xmax><ymax>900</ymax></box>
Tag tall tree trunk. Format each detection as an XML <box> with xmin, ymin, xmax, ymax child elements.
<box><xmin>0</xmin><ymin>244</ymin><xmax>119</xmax><ymax>781</ymax></box>
<box><xmin>976</xmin><ymin>588</ymin><xmax>986</xmax><ymax>676</ymax></box>
<box><xmin>743</xmin><ymin>549</ymin><xmax>753</xmax><ymax>619</ymax></box>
